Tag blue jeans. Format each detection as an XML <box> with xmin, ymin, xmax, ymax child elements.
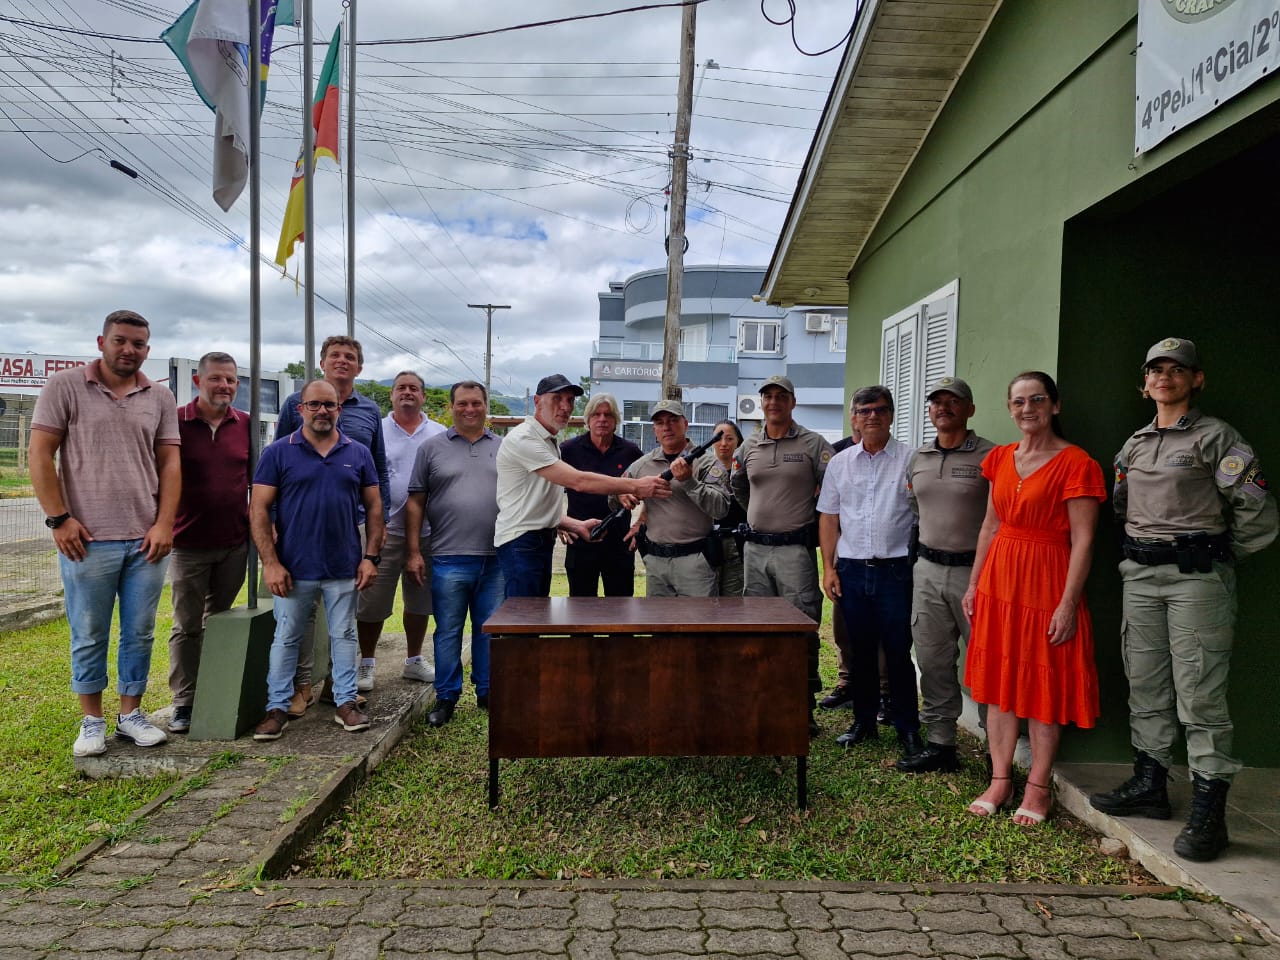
<box><xmin>431</xmin><ymin>555</ymin><xmax>504</xmax><ymax>701</ymax></box>
<box><xmin>836</xmin><ymin>557</ymin><xmax>920</xmax><ymax>733</ymax></box>
<box><xmin>268</xmin><ymin>580</ymin><xmax>358</xmax><ymax>712</ymax></box>
<box><xmin>497</xmin><ymin>529</ymin><xmax>555</xmax><ymax>599</ymax></box>
<box><xmin>61</xmin><ymin>539</ymin><xmax>169</xmax><ymax>696</ymax></box>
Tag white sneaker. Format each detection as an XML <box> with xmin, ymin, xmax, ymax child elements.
<box><xmin>115</xmin><ymin>709</ymin><xmax>168</xmax><ymax>748</ymax></box>
<box><xmin>402</xmin><ymin>659</ymin><xmax>435</xmax><ymax>683</ymax></box>
<box><xmin>356</xmin><ymin>661</ymin><xmax>377</xmax><ymax>692</ymax></box>
<box><xmin>73</xmin><ymin>716</ymin><xmax>108</xmax><ymax>757</ymax></box>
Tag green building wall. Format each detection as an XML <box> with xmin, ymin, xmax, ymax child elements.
<box><xmin>841</xmin><ymin>1</ymin><xmax>1280</xmax><ymax>764</ymax></box>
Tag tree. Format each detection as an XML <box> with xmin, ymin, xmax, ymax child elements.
<box><xmin>284</xmin><ymin>360</ymin><xmax>320</xmax><ymax>380</ymax></box>
<box><xmin>355</xmin><ymin>380</ymin><xmax>391</xmax><ymax>415</ymax></box>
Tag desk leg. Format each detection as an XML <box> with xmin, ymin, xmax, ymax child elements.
<box><xmin>797</xmin><ymin>756</ymin><xmax>807</xmax><ymax>810</ymax></box>
<box><xmin>489</xmin><ymin>758</ymin><xmax>499</xmax><ymax>809</ymax></box>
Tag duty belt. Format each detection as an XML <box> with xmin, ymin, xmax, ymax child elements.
<box><xmin>1122</xmin><ymin>533</ymin><xmax>1231</xmax><ymax>572</ymax></box>
<box><xmin>741</xmin><ymin>524</ymin><xmax>812</xmax><ymax>547</ymax></box>
<box><xmin>643</xmin><ymin>537</ymin><xmax>708</xmax><ymax>559</ymax></box>
<box><xmin>917</xmin><ymin>543</ymin><xmax>976</xmax><ymax>567</ymax></box>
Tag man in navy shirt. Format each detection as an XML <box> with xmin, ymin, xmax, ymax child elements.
<box><xmin>274</xmin><ymin>335</ymin><xmax>388</xmax><ymax>714</ymax></box>
<box><xmin>251</xmin><ymin>380</ymin><xmax>385</xmax><ymax>740</ymax></box>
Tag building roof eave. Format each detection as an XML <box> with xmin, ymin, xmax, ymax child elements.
<box><xmin>762</xmin><ymin>0</ymin><xmax>1002</xmax><ymax>308</ymax></box>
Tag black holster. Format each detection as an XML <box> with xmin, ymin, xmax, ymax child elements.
<box><xmin>635</xmin><ymin>524</ymin><xmax>650</xmax><ymax>558</ymax></box>
<box><xmin>702</xmin><ymin>532</ymin><xmax>724</xmax><ymax>568</ymax></box>
<box><xmin>1174</xmin><ymin>532</ymin><xmax>1214</xmax><ymax>574</ymax></box>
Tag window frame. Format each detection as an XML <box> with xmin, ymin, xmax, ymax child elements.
<box><xmin>879</xmin><ymin>280</ymin><xmax>958</xmax><ymax>448</ymax></box>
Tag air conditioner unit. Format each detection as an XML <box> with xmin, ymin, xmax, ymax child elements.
<box><xmin>737</xmin><ymin>394</ymin><xmax>763</xmax><ymax>419</ymax></box>
<box><xmin>804</xmin><ymin>313</ymin><xmax>832</xmax><ymax>333</ymax></box>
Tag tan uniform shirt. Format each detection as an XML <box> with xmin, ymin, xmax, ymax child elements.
<box><xmin>1114</xmin><ymin>408</ymin><xmax>1277</xmax><ymax>558</ymax></box>
<box><xmin>730</xmin><ymin>422</ymin><xmax>834</xmax><ymax>533</ymax></box>
<box><xmin>613</xmin><ymin>443</ymin><xmax>729</xmax><ymax>544</ymax></box>
<box><xmin>907</xmin><ymin>431</ymin><xmax>996</xmax><ymax>553</ymax></box>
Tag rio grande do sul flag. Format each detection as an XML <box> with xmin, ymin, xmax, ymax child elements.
<box><xmin>275</xmin><ymin>24</ymin><xmax>342</xmax><ymax>267</ymax></box>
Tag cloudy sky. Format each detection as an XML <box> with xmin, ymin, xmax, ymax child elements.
<box><xmin>0</xmin><ymin>0</ymin><xmax>851</xmax><ymax>394</ymax></box>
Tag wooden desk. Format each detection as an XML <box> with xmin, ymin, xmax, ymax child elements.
<box><xmin>484</xmin><ymin>596</ymin><xmax>815</xmax><ymax>809</ymax></box>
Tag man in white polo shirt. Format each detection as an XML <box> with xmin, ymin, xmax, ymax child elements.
<box><xmin>354</xmin><ymin>371</ymin><xmax>445</xmax><ymax>692</ymax></box>
<box><xmin>494</xmin><ymin>373</ymin><xmax>671</xmax><ymax>598</ymax></box>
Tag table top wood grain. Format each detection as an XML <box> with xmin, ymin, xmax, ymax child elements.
<box><xmin>484</xmin><ymin>596</ymin><xmax>817</xmax><ymax>635</ymax></box>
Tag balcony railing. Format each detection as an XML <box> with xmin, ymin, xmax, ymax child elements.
<box><xmin>593</xmin><ymin>341</ymin><xmax>736</xmax><ymax>363</ymax></box>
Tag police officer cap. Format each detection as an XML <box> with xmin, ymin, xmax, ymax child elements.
<box><xmin>535</xmin><ymin>373</ymin><xmax>584</xmax><ymax>397</ymax></box>
<box><xmin>649</xmin><ymin>398</ymin><xmax>685</xmax><ymax>419</ymax></box>
<box><xmin>759</xmin><ymin>375</ymin><xmax>795</xmax><ymax>395</ymax></box>
<box><xmin>1143</xmin><ymin>337</ymin><xmax>1200</xmax><ymax>370</ymax></box>
<box><xmin>925</xmin><ymin>375</ymin><xmax>973</xmax><ymax>403</ymax></box>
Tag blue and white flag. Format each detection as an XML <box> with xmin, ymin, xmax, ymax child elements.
<box><xmin>162</xmin><ymin>0</ymin><xmax>279</xmax><ymax>211</ymax></box>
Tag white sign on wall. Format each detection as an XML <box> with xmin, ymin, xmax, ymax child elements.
<box><xmin>1136</xmin><ymin>0</ymin><xmax>1280</xmax><ymax>153</ymax></box>
<box><xmin>0</xmin><ymin>354</ymin><xmax>93</xmax><ymax>390</ymax></box>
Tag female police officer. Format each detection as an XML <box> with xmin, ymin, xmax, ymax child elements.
<box><xmin>1090</xmin><ymin>337</ymin><xmax>1277</xmax><ymax>862</ymax></box>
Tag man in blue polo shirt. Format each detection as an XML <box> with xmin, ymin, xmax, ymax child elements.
<box><xmin>274</xmin><ymin>334</ymin><xmax>389</xmax><ymax>715</ymax></box>
<box><xmin>250</xmin><ymin>380</ymin><xmax>385</xmax><ymax>740</ymax></box>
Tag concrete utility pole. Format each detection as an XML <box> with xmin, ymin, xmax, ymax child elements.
<box><xmin>661</xmin><ymin>0</ymin><xmax>696</xmax><ymax>402</ymax></box>
<box><xmin>467</xmin><ymin>303</ymin><xmax>510</xmax><ymax>400</ymax></box>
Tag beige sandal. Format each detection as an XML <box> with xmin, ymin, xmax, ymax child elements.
<box><xmin>1013</xmin><ymin>780</ymin><xmax>1052</xmax><ymax>826</ymax></box>
<box><xmin>968</xmin><ymin>776</ymin><xmax>1012</xmax><ymax>817</ymax></box>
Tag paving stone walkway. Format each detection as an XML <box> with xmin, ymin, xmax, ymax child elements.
<box><xmin>3</xmin><ymin>654</ymin><xmax>1276</xmax><ymax>960</ymax></box>
<box><xmin>4</xmin><ymin>879</ymin><xmax>1279</xmax><ymax>959</ymax></box>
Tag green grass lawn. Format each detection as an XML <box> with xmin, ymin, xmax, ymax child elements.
<box><xmin>297</xmin><ymin>571</ymin><xmax>1149</xmax><ymax>887</ymax></box>
<box><xmin>1</xmin><ymin>571</ymin><xmax>1150</xmax><ymax>887</ymax></box>
<box><xmin>0</xmin><ymin>584</ymin><xmax>205</xmax><ymax>881</ymax></box>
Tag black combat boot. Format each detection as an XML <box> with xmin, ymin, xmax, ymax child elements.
<box><xmin>1088</xmin><ymin>752</ymin><xmax>1172</xmax><ymax>819</ymax></box>
<box><xmin>1173</xmin><ymin>775</ymin><xmax>1230</xmax><ymax>862</ymax></box>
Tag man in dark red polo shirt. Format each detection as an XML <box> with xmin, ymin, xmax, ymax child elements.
<box><xmin>166</xmin><ymin>351</ymin><xmax>251</xmax><ymax>733</ymax></box>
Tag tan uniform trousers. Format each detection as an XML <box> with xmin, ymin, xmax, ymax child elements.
<box><xmin>1120</xmin><ymin>558</ymin><xmax>1241</xmax><ymax>782</ymax></box>
<box><xmin>910</xmin><ymin>556</ymin><xmax>971</xmax><ymax>746</ymax></box>
<box><xmin>645</xmin><ymin>551</ymin><xmax>718</xmax><ymax>598</ymax></box>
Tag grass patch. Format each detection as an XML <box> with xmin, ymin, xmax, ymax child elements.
<box><xmin>0</xmin><ymin>467</ymin><xmax>33</xmax><ymax>499</ymax></box>
<box><xmin>297</xmin><ymin>573</ymin><xmax>1151</xmax><ymax>886</ymax></box>
<box><xmin>0</xmin><ymin>585</ymin><xmax>197</xmax><ymax>879</ymax></box>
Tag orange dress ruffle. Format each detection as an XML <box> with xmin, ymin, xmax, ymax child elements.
<box><xmin>964</xmin><ymin>443</ymin><xmax>1106</xmax><ymax>728</ymax></box>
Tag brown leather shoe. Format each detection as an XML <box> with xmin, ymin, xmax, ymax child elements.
<box><xmin>287</xmin><ymin>683</ymin><xmax>313</xmax><ymax>719</ymax></box>
<box><xmin>334</xmin><ymin>702</ymin><xmax>370</xmax><ymax>732</ymax></box>
<box><xmin>253</xmin><ymin>709</ymin><xmax>289</xmax><ymax>741</ymax></box>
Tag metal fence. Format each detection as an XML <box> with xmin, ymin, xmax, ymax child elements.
<box><xmin>0</xmin><ymin>399</ymin><xmax>61</xmax><ymax>618</ymax></box>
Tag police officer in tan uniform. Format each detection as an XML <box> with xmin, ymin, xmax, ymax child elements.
<box><xmin>730</xmin><ymin>375</ymin><xmax>834</xmax><ymax>734</ymax></box>
<box><xmin>1090</xmin><ymin>338</ymin><xmax>1277</xmax><ymax>863</ymax></box>
<box><xmin>614</xmin><ymin>400</ymin><xmax>729</xmax><ymax>597</ymax></box>
<box><xmin>899</xmin><ymin>377</ymin><xmax>995</xmax><ymax>774</ymax></box>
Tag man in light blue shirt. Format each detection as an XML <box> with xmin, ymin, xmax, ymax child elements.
<box><xmin>817</xmin><ymin>385</ymin><xmax>921</xmax><ymax>759</ymax></box>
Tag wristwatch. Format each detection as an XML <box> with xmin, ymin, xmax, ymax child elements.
<box><xmin>45</xmin><ymin>513</ymin><xmax>71</xmax><ymax>529</ymax></box>
<box><xmin>362</xmin><ymin>554</ymin><xmax>381</xmax><ymax>567</ymax></box>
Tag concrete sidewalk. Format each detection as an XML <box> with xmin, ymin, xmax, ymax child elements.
<box><xmin>2</xmin><ymin>647</ymin><xmax>1274</xmax><ymax>959</ymax></box>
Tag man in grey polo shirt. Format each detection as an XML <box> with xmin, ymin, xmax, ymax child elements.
<box><xmin>495</xmin><ymin>373</ymin><xmax>670</xmax><ymax>598</ymax></box>
<box><xmin>613</xmin><ymin>399</ymin><xmax>729</xmax><ymax>597</ymax></box>
<box><xmin>898</xmin><ymin>376</ymin><xmax>994</xmax><ymax>774</ymax></box>
<box><xmin>405</xmin><ymin>381</ymin><xmax>503</xmax><ymax>728</ymax></box>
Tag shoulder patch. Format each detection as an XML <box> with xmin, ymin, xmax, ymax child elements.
<box><xmin>820</xmin><ymin>450</ymin><xmax>832</xmax><ymax>464</ymax></box>
<box><xmin>1113</xmin><ymin>456</ymin><xmax>1126</xmax><ymax>486</ymax></box>
<box><xmin>1242</xmin><ymin>463</ymin><xmax>1270</xmax><ymax>499</ymax></box>
<box><xmin>1218</xmin><ymin>454</ymin><xmax>1246</xmax><ymax>479</ymax></box>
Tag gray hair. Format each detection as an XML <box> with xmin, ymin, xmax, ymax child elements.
<box><xmin>582</xmin><ymin>392</ymin><xmax>620</xmax><ymax>422</ymax></box>
<box><xmin>198</xmin><ymin>351</ymin><xmax>237</xmax><ymax>373</ymax></box>
<box><xmin>852</xmin><ymin>385</ymin><xmax>894</xmax><ymax>413</ymax></box>
<box><xmin>392</xmin><ymin>370</ymin><xmax>425</xmax><ymax>391</ymax></box>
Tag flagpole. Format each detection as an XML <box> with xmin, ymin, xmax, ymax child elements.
<box><xmin>302</xmin><ymin>0</ymin><xmax>315</xmax><ymax>377</ymax></box>
<box><xmin>248</xmin><ymin>0</ymin><xmax>262</xmax><ymax>610</ymax></box>
<box><xmin>344</xmin><ymin>0</ymin><xmax>356</xmax><ymax>339</ymax></box>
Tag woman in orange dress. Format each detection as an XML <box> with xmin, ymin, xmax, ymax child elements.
<box><xmin>961</xmin><ymin>371</ymin><xmax>1106</xmax><ymax>825</ymax></box>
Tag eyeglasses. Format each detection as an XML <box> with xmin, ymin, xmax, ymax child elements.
<box><xmin>854</xmin><ymin>404</ymin><xmax>891</xmax><ymax>418</ymax></box>
<box><xmin>1009</xmin><ymin>395</ymin><xmax>1050</xmax><ymax>409</ymax></box>
<box><xmin>301</xmin><ymin>400</ymin><xmax>339</xmax><ymax>411</ymax></box>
